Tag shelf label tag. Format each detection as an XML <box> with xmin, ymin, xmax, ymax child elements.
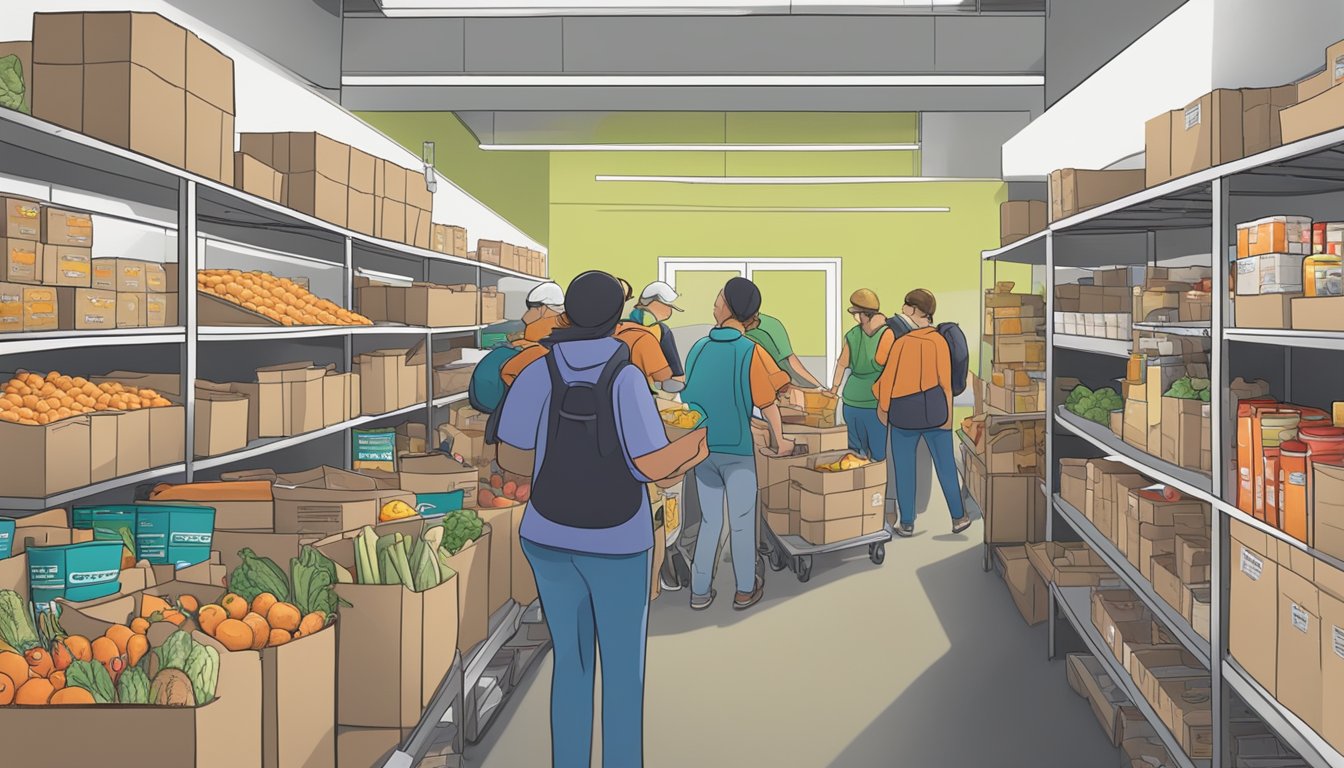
<box><xmin>1333</xmin><ymin>625</ymin><xmax>1344</xmax><ymax>660</ymax></box>
<box><xmin>1240</xmin><ymin>547</ymin><xmax>1263</xmax><ymax>581</ymax></box>
<box><xmin>1291</xmin><ymin>603</ymin><xmax>1310</xmax><ymax>634</ymax></box>
<box><xmin>1184</xmin><ymin>102</ymin><xmax>1202</xmax><ymax>130</ymax></box>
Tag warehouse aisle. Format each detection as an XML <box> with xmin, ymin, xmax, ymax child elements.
<box><xmin>471</xmin><ymin>499</ymin><xmax>1117</xmax><ymax>768</ymax></box>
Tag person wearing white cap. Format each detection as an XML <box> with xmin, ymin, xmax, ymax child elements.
<box><xmin>631</xmin><ymin>280</ymin><xmax>685</xmax><ymax>378</ymax></box>
<box><xmin>499</xmin><ymin>281</ymin><xmax>566</xmax><ymax>387</ymax></box>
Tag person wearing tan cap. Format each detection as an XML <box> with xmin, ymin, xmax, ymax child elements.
<box><xmin>830</xmin><ymin>288</ymin><xmax>888</xmax><ymax>461</ymax></box>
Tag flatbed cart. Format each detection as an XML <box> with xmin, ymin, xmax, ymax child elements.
<box><xmin>760</xmin><ymin>521</ymin><xmax>892</xmax><ymax>583</ymax></box>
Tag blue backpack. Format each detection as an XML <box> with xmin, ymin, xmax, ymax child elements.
<box><xmin>468</xmin><ymin>345</ymin><xmax>522</xmax><ymax>415</ymax></box>
<box><xmin>884</xmin><ymin>318</ymin><xmax>970</xmax><ymax>397</ymax></box>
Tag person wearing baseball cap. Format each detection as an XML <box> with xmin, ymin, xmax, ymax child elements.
<box><xmin>499</xmin><ymin>281</ymin><xmax>566</xmax><ymax>386</ymax></box>
<box><xmin>631</xmin><ymin>280</ymin><xmax>685</xmax><ymax>378</ymax></box>
<box><xmin>830</xmin><ymin>288</ymin><xmax>888</xmax><ymax>461</ymax></box>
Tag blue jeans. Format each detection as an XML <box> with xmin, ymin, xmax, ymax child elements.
<box><xmin>889</xmin><ymin>427</ymin><xmax>965</xmax><ymax>527</ymax></box>
<box><xmin>691</xmin><ymin>452</ymin><xmax>759</xmax><ymax>595</ymax></box>
<box><xmin>522</xmin><ymin>539</ymin><xmax>651</xmax><ymax>768</ymax></box>
<box><xmin>843</xmin><ymin>404</ymin><xmax>887</xmax><ymax>461</ymax></box>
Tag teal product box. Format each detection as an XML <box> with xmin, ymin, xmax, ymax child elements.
<box><xmin>72</xmin><ymin>505</ymin><xmax>139</xmax><ymax>551</ymax></box>
<box><xmin>27</xmin><ymin>540</ymin><xmax>123</xmax><ymax>608</ymax></box>
<box><xmin>0</xmin><ymin>518</ymin><xmax>14</xmax><ymax>560</ymax></box>
<box><xmin>135</xmin><ymin>505</ymin><xmax>215</xmax><ymax>569</ymax></box>
<box><xmin>352</xmin><ymin>427</ymin><xmax>398</xmax><ymax>470</ymax></box>
<box><xmin>415</xmin><ymin>490</ymin><xmax>464</xmax><ymax>518</ymax></box>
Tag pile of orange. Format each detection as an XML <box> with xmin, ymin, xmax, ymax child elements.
<box><xmin>197</xmin><ymin>270</ymin><xmax>372</xmax><ymax>327</ymax></box>
<box><xmin>0</xmin><ymin>371</ymin><xmax>173</xmax><ymax>426</ymax></box>
<box><xmin>195</xmin><ymin>591</ymin><xmax>328</xmax><ymax>652</ymax></box>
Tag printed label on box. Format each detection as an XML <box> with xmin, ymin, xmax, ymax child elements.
<box><xmin>871</xmin><ymin>492</ymin><xmax>883</xmax><ymax>508</ymax></box>
<box><xmin>1240</xmin><ymin>547</ymin><xmax>1262</xmax><ymax>581</ymax></box>
<box><xmin>1184</xmin><ymin>102</ymin><xmax>1202</xmax><ymax>130</ymax></box>
<box><xmin>1289</xmin><ymin>471</ymin><xmax>1307</xmax><ymax>486</ymax></box>
<box><xmin>1292</xmin><ymin>603</ymin><xmax>1310</xmax><ymax>633</ymax></box>
<box><xmin>1334</xmin><ymin>625</ymin><xmax>1344</xmax><ymax>660</ymax></box>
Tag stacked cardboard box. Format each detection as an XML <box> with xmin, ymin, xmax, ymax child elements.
<box><xmin>786</xmin><ymin>451</ymin><xmax>885</xmax><ymax>545</ymax></box>
<box><xmin>431</xmin><ymin>224</ymin><xmax>469</xmax><ymax>258</ymax></box>
<box><xmin>1145</xmin><ymin>86</ymin><xmax>1296</xmax><ymax>187</ymax></box>
<box><xmin>1229</xmin><ymin>519</ymin><xmax>1344</xmax><ymax>752</ymax></box>
<box><xmin>754</xmin><ymin>424</ymin><xmax>848</xmax><ymax>538</ymax></box>
<box><xmin>357</xmin><ymin>280</ymin><xmax>480</xmax><ymax>328</ymax></box>
<box><xmin>478</xmin><ymin>240</ymin><xmax>545</xmax><ymax>276</ymax></box>
<box><xmin>1048</xmin><ymin>168</ymin><xmax>1145</xmax><ymax>222</ymax></box>
<box><xmin>1231</xmin><ymin>214</ymin><xmax>1344</xmax><ymax>331</ymax></box>
<box><xmin>999</xmin><ymin>200</ymin><xmax>1046</xmax><ymax>247</ymax></box>
<box><xmin>239</xmin><ymin>132</ymin><xmax>354</xmax><ymax>229</ymax></box>
<box><xmin>232</xmin><ymin>151</ymin><xmax>284</xmax><ymax>204</ymax></box>
<box><xmin>1278</xmin><ymin>38</ymin><xmax>1344</xmax><ymax>145</ymax></box>
<box><xmin>32</xmin><ymin>12</ymin><xmax>234</xmax><ymax>183</ymax></box>
<box><xmin>1120</xmin><ymin>345</ymin><xmax>1211</xmax><ymax>471</ymax></box>
<box><xmin>81</xmin><ymin>257</ymin><xmax>177</xmax><ymax>330</ymax></box>
<box><xmin>353</xmin><ymin>349</ymin><xmax>425</xmax><ymax>415</ymax></box>
<box><xmin>981</xmin><ymin>283</ymin><xmax>1046</xmax><ymax>414</ymax></box>
<box><xmin>960</xmin><ymin>418</ymin><xmax>1047</xmax><ymax>547</ymax></box>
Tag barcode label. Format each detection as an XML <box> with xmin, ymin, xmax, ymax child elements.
<box><xmin>1185</xmin><ymin>103</ymin><xmax>1202</xmax><ymax>129</ymax></box>
<box><xmin>1292</xmin><ymin>604</ymin><xmax>1310</xmax><ymax>633</ymax></box>
<box><xmin>1240</xmin><ymin>547</ymin><xmax>1263</xmax><ymax>581</ymax></box>
<box><xmin>871</xmin><ymin>492</ymin><xmax>883</xmax><ymax>508</ymax></box>
<box><xmin>1333</xmin><ymin>625</ymin><xmax>1344</xmax><ymax>659</ymax></box>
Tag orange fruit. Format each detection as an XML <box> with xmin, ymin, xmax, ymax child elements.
<box><xmin>104</xmin><ymin>625</ymin><xmax>133</xmax><ymax>656</ymax></box>
<box><xmin>15</xmin><ymin>678</ymin><xmax>53</xmax><ymax>706</ymax></box>
<box><xmin>266</xmin><ymin>603</ymin><xmax>301</xmax><ymax>633</ymax></box>
<box><xmin>220</xmin><ymin>593</ymin><xmax>248</xmax><ymax>620</ymax></box>
<box><xmin>251</xmin><ymin>592</ymin><xmax>278</xmax><ymax>618</ymax></box>
<box><xmin>50</xmin><ymin>686</ymin><xmax>94</xmax><ymax>705</ymax></box>
<box><xmin>197</xmin><ymin>604</ymin><xmax>227</xmax><ymax>636</ymax></box>
<box><xmin>214</xmin><ymin>619</ymin><xmax>254</xmax><ymax>652</ymax></box>
<box><xmin>242</xmin><ymin>613</ymin><xmax>270</xmax><ymax>650</ymax></box>
<box><xmin>267</xmin><ymin>629</ymin><xmax>292</xmax><ymax>647</ymax></box>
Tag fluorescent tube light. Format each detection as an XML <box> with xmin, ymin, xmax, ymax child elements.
<box><xmin>480</xmin><ymin>143</ymin><xmax>919</xmax><ymax>152</ymax></box>
<box><xmin>375</xmin><ymin>1</ymin><xmax>971</xmax><ymax>16</ymax></box>
<box><xmin>342</xmin><ymin>74</ymin><xmax>1044</xmax><ymax>87</ymax></box>
<box><xmin>601</xmin><ymin>206</ymin><xmax>951</xmax><ymax>212</ymax></box>
<box><xmin>595</xmin><ymin>175</ymin><xmax>998</xmax><ymax>184</ymax></box>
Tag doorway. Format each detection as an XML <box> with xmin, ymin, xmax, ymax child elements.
<box><xmin>658</xmin><ymin>258</ymin><xmax>841</xmax><ymax>384</ymax></box>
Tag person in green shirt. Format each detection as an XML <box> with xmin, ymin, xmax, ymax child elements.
<box><xmin>830</xmin><ymin>289</ymin><xmax>888</xmax><ymax>461</ymax></box>
<box><xmin>746</xmin><ymin>313</ymin><xmax>825</xmax><ymax>390</ymax></box>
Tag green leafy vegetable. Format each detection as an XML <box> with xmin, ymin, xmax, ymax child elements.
<box><xmin>66</xmin><ymin>659</ymin><xmax>115</xmax><ymax>703</ymax></box>
<box><xmin>230</xmin><ymin>548</ymin><xmax>291</xmax><ymax>603</ymax></box>
<box><xmin>156</xmin><ymin>630</ymin><xmax>195</xmax><ymax>672</ymax></box>
<box><xmin>0</xmin><ymin>54</ymin><xmax>29</xmax><ymax>115</ymax></box>
<box><xmin>184</xmin><ymin>641</ymin><xmax>220</xmax><ymax>705</ymax></box>
<box><xmin>117</xmin><ymin>667</ymin><xmax>151</xmax><ymax>705</ymax></box>
<box><xmin>0</xmin><ymin>589</ymin><xmax>39</xmax><ymax>652</ymax></box>
<box><xmin>408</xmin><ymin>535</ymin><xmax>441</xmax><ymax>592</ymax></box>
<box><xmin>290</xmin><ymin>546</ymin><xmax>349</xmax><ymax>619</ymax></box>
<box><xmin>354</xmin><ymin>527</ymin><xmax>380</xmax><ymax>584</ymax></box>
<box><xmin>441</xmin><ymin>510</ymin><xmax>484</xmax><ymax>555</ymax></box>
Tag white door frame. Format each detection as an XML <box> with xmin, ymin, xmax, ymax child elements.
<box><xmin>658</xmin><ymin>257</ymin><xmax>842</xmax><ymax>380</ymax></box>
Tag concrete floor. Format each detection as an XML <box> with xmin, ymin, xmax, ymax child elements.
<box><xmin>471</xmin><ymin>502</ymin><xmax>1119</xmax><ymax>768</ymax></box>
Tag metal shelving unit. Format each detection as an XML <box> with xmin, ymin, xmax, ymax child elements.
<box><xmin>1029</xmin><ymin>122</ymin><xmax>1344</xmax><ymax>768</ymax></box>
<box><xmin>1054</xmin><ymin>584</ymin><xmax>1209</xmax><ymax>768</ymax></box>
<box><xmin>0</xmin><ymin>105</ymin><xmax>546</xmax><ymax>508</ymax></box>
<box><xmin>1052</xmin><ymin>333</ymin><xmax>1131</xmax><ymax>358</ymax></box>
<box><xmin>1052</xmin><ymin>494</ymin><xmax>1211</xmax><ymax>664</ymax></box>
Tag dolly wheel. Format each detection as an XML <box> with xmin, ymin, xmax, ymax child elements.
<box><xmin>797</xmin><ymin>556</ymin><xmax>813</xmax><ymax>583</ymax></box>
<box><xmin>769</xmin><ymin>548</ymin><xmax>786</xmax><ymax>572</ymax></box>
<box><xmin>870</xmin><ymin>543</ymin><xmax>885</xmax><ymax>565</ymax></box>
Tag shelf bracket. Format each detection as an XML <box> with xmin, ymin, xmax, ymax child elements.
<box><xmin>180</xmin><ymin>178</ymin><xmax>198</xmax><ymax>482</ymax></box>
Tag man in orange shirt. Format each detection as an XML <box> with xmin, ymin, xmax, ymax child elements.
<box><xmin>873</xmin><ymin>288</ymin><xmax>970</xmax><ymax>538</ymax></box>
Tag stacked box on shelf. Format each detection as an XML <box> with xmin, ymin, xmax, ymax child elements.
<box><xmin>1048</xmin><ymin>168</ymin><xmax>1145</xmax><ymax>222</ymax></box>
<box><xmin>981</xmin><ymin>283</ymin><xmax>1045</xmax><ymax>414</ymax></box>
<box><xmin>1231</xmin><ymin>213</ymin><xmax>1344</xmax><ymax>330</ymax></box>
<box><xmin>1229</xmin><ymin>518</ymin><xmax>1344</xmax><ymax>752</ymax></box>
<box><xmin>960</xmin><ymin>417</ymin><xmax>1046</xmax><ymax>546</ymax></box>
<box><xmin>431</xmin><ymin>223</ymin><xmax>469</xmax><ymax>258</ymax></box>
<box><xmin>352</xmin><ymin>348</ymin><xmax>425</xmax><ymax>415</ymax></box>
<box><xmin>357</xmin><ymin>280</ymin><xmax>480</xmax><ymax>327</ymax></box>
<box><xmin>239</xmin><ymin>132</ymin><xmax>351</xmax><ymax>228</ymax></box>
<box><xmin>999</xmin><ymin>200</ymin><xmax>1046</xmax><ymax>246</ymax></box>
<box><xmin>31</xmin><ymin>12</ymin><xmax>235</xmax><ymax>184</ymax></box>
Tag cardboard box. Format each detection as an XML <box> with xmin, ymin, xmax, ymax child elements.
<box><xmin>1278</xmin><ymin>564</ymin><xmax>1323</xmax><ymax>732</ymax></box>
<box><xmin>443</xmin><ymin>530</ymin><xmax>490</xmax><ymax>653</ymax></box>
<box><xmin>996</xmin><ymin>545</ymin><xmax>1047</xmax><ymax>626</ymax></box>
<box><xmin>316</xmin><ymin>519</ymin><xmax>460</xmax><ymax>729</ymax></box>
<box><xmin>54</xmin><ymin>287</ymin><xmax>115</xmax><ymax>329</ymax></box>
<box><xmin>1291</xmin><ymin>296</ymin><xmax>1344</xmax><ymax>331</ymax></box>
<box><xmin>763</xmin><ymin>502</ymin><xmax>800</xmax><ymax>538</ymax></box>
<box><xmin>108</xmin><ymin>257</ymin><xmax>150</xmax><ymax>292</ymax></box>
<box><xmin>185</xmin><ymin>92</ymin><xmax>232</xmax><ymax>184</ymax></box>
<box><xmin>31</xmin><ymin>58</ymin><xmax>85</xmax><ymax>132</ymax></box>
<box><xmin>1145</xmin><ymin>110</ymin><xmax>1177</xmax><ymax>187</ymax></box>
<box><xmin>1000</xmin><ymin>200</ymin><xmax>1047</xmax><ymax>245</ymax></box>
<box><xmin>1</xmin><ymin>198</ymin><xmax>42</xmax><ymax>240</ymax></box>
<box><xmin>148</xmin><ymin>480</ymin><xmax>274</xmax><ymax>532</ymax></box>
<box><xmin>234</xmin><ymin>152</ymin><xmax>284</xmax><ymax>203</ymax></box>
<box><xmin>377</xmin><ymin>200</ymin><xmax>406</xmax><ymax>243</ymax></box>
<box><xmin>794</xmin><ymin>484</ymin><xmax>884</xmax><ymax>527</ymax></box>
<box><xmin>287</xmin><ymin>171</ymin><xmax>347</xmax><ymax>227</ymax></box>
<box><xmin>0</xmin><ymin>415</ymin><xmax>90</xmax><ymax>497</ymax></box>
<box><xmin>398</xmin><ymin>452</ymin><xmax>476</xmax><ymax>496</ymax></box>
<box><xmin>1236</xmin><ymin>253</ymin><xmax>1306</xmax><ymax>295</ymax></box>
<box><xmin>1234</xmin><ymin>293</ymin><xmax>1296</xmax><ymax>329</ymax></box>
<box><xmin>788</xmin><ymin>453</ymin><xmax>885</xmax><ymax>496</ymax></box>
<box><xmin>1150</xmin><ymin>553</ymin><xmax>1183</xmax><ymax>613</ymax></box>
<box><xmin>185</xmin><ymin>30</ymin><xmax>233</xmax><ymax>113</ymax></box>
<box><xmin>1050</xmin><ymin>168</ymin><xmax>1145</xmax><ymax>221</ymax></box>
<box><xmin>83</xmin><ymin>60</ymin><xmax>186</xmax><ymax>168</ymax></box>
<box><xmin>347</xmin><ymin>188</ymin><xmax>374</xmax><ymax>236</ymax></box>
<box><xmin>1281</xmin><ymin>81</ymin><xmax>1344</xmax><ymax>145</ymax></box>
<box><xmin>272</xmin><ymin>466</ymin><xmax>413</xmax><ymax>536</ymax></box>
<box><xmin>0</xmin><ymin>280</ymin><xmax>22</xmax><ymax>333</ymax></box>
<box><xmin>194</xmin><ymin>382</ymin><xmax>248</xmax><ymax>457</ymax></box>
<box><xmin>240</xmin><ymin>132</ymin><xmax>350</xmax><ymax>185</ymax></box>
<box><xmin>404</xmin><ymin>283</ymin><xmax>478</xmax><ymax>328</ymax></box>
<box><xmin>1237</xmin><ymin>215</ymin><xmax>1312</xmax><ymax>259</ymax></box>
<box><xmin>114</xmin><ymin>291</ymin><xmax>145</xmax><ymax>328</ymax></box>
<box><xmin>145</xmin><ymin>291</ymin><xmax>176</xmax><ymax>327</ymax></box>
<box><xmin>1321</xmin><ymin>575</ymin><xmax>1344</xmax><ymax>752</ymax></box>
<box><xmin>20</xmin><ymin>284</ymin><xmax>57</xmax><ymax>331</ymax></box>
<box><xmin>432</xmin><ymin>224</ymin><xmax>468</xmax><ymax>257</ymax></box>
<box><xmin>1159</xmin><ymin>397</ymin><xmax>1209</xmax><ymax>470</ymax></box>
<box><xmin>1176</xmin><ymin>534</ymin><xmax>1211</xmax><ymax>584</ymax></box>
<box><xmin>1242</xmin><ymin>85</ymin><xmax>1298</xmax><ymax>157</ymax></box>
<box><xmin>1026</xmin><ymin>541</ymin><xmax>1113</xmax><ymax>587</ymax></box>
<box><xmin>1</xmin><ymin>238</ymin><xmax>40</xmax><ymax>284</ymax></box>
<box><xmin>1065</xmin><ymin>654</ymin><xmax>1133</xmax><ymax>746</ymax></box>
<box><xmin>40</xmin><ymin>244</ymin><xmax>90</xmax><ymax>287</ymax></box>
<box><xmin>1171</xmin><ymin>89</ymin><xmax>1243</xmax><ymax>176</ymax></box>
<box><xmin>1316</xmin><ymin>463</ymin><xmax>1344</xmax><ymax>562</ymax></box>
<box><xmin>1230</xmin><ymin>520</ymin><xmax>1278</xmax><ymax>694</ymax></box>
<box><xmin>257</xmin><ymin>362</ymin><xmax>325</xmax><ymax>438</ymax></box>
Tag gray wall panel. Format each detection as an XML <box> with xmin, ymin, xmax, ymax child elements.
<box><xmin>934</xmin><ymin>16</ymin><xmax>1044</xmax><ymax>73</ymax></box>
<box><xmin>920</xmin><ymin>111</ymin><xmax>1031</xmax><ymax>178</ymax></box>
<box><xmin>171</xmin><ymin>0</ymin><xmax>343</xmax><ymax>92</ymax></box>
<box><xmin>464</xmin><ymin>18</ymin><xmax>564</xmax><ymax>73</ymax></box>
<box><xmin>1045</xmin><ymin>0</ymin><xmax>1187</xmax><ymax>106</ymax></box>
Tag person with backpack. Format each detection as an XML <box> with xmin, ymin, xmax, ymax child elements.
<box><xmin>499</xmin><ymin>281</ymin><xmax>566</xmax><ymax>386</ymax></box>
<box><xmin>829</xmin><ymin>288</ymin><xmax>888</xmax><ymax>461</ymax></box>
<box><xmin>495</xmin><ymin>270</ymin><xmax>709</xmax><ymax>768</ymax></box>
<box><xmin>630</xmin><ymin>281</ymin><xmax>685</xmax><ymax>378</ymax></box>
<box><xmin>681</xmin><ymin>277</ymin><xmax>792</xmax><ymax>611</ymax></box>
<box><xmin>874</xmin><ymin>288</ymin><xmax>972</xmax><ymax>538</ymax></box>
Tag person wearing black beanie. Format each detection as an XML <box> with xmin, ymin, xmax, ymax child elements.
<box><xmin>493</xmin><ymin>269</ymin><xmax>709</xmax><ymax>768</ymax></box>
<box><xmin>678</xmin><ymin>277</ymin><xmax>791</xmax><ymax>611</ymax></box>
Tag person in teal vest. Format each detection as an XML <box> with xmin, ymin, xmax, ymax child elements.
<box><xmin>830</xmin><ymin>288</ymin><xmax>888</xmax><ymax>461</ymax></box>
<box><xmin>681</xmin><ymin>277</ymin><xmax>792</xmax><ymax>611</ymax></box>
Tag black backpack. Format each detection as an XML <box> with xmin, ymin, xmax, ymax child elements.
<box><xmin>530</xmin><ymin>344</ymin><xmax>646</xmax><ymax>530</ymax></box>
<box><xmin>884</xmin><ymin>317</ymin><xmax>970</xmax><ymax>397</ymax></box>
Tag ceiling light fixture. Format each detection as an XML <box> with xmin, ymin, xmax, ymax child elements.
<box><xmin>600</xmin><ymin>206</ymin><xmax>952</xmax><ymax>213</ymax></box>
<box><xmin>594</xmin><ymin>175</ymin><xmax>999</xmax><ymax>184</ymax></box>
<box><xmin>480</xmin><ymin>143</ymin><xmax>920</xmax><ymax>152</ymax></box>
<box><xmin>342</xmin><ymin>74</ymin><xmax>1043</xmax><ymax>87</ymax></box>
<box><xmin>375</xmin><ymin>1</ymin><xmax>972</xmax><ymax>17</ymax></box>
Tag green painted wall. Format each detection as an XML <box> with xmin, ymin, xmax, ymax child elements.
<box><xmin>355</xmin><ymin>111</ymin><xmax>550</xmax><ymax>245</ymax></box>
